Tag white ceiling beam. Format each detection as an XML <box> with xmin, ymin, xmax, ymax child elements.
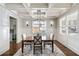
<box><xmin>22</xmin><ymin>3</ymin><xmax>31</xmax><ymax>13</ymax></box>
<box><xmin>22</xmin><ymin>3</ymin><xmax>31</xmax><ymax>17</ymax></box>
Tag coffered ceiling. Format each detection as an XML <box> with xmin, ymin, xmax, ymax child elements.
<box><xmin>5</xmin><ymin>3</ymin><xmax>75</xmax><ymax>19</ymax></box>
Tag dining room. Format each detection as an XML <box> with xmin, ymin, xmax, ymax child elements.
<box><xmin>0</xmin><ymin>3</ymin><xmax>79</xmax><ymax>56</ymax></box>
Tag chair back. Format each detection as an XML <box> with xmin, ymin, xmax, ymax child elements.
<box><xmin>52</xmin><ymin>34</ymin><xmax>54</xmax><ymax>40</ymax></box>
<box><xmin>50</xmin><ymin>33</ymin><xmax>53</xmax><ymax>40</ymax></box>
<box><xmin>42</xmin><ymin>35</ymin><xmax>46</xmax><ymax>40</ymax></box>
<box><xmin>22</xmin><ymin>34</ymin><xmax>27</xmax><ymax>40</ymax></box>
<box><xmin>34</xmin><ymin>35</ymin><xmax>42</xmax><ymax>45</ymax></box>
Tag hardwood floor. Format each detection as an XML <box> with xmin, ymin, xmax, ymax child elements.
<box><xmin>1</xmin><ymin>41</ymin><xmax>21</xmax><ymax>56</ymax></box>
<box><xmin>54</xmin><ymin>40</ymin><xmax>78</xmax><ymax>56</ymax></box>
<box><xmin>0</xmin><ymin>39</ymin><xmax>78</xmax><ymax>56</ymax></box>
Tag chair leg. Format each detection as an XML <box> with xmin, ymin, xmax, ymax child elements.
<box><xmin>33</xmin><ymin>47</ymin><xmax>35</xmax><ymax>54</ymax></box>
<box><xmin>52</xmin><ymin>46</ymin><xmax>53</xmax><ymax>52</ymax></box>
<box><xmin>30</xmin><ymin>45</ymin><xmax>32</xmax><ymax>50</ymax></box>
<box><xmin>44</xmin><ymin>44</ymin><xmax>45</xmax><ymax>49</ymax></box>
<box><xmin>22</xmin><ymin>42</ymin><xmax>24</xmax><ymax>54</ymax></box>
<box><xmin>52</xmin><ymin>42</ymin><xmax>54</xmax><ymax>52</ymax></box>
<box><xmin>41</xmin><ymin>46</ymin><xmax>42</xmax><ymax>54</ymax></box>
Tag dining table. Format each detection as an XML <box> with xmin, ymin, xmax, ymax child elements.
<box><xmin>21</xmin><ymin>36</ymin><xmax>54</xmax><ymax>53</ymax></box>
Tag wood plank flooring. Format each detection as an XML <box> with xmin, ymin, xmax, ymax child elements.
<box><xmin>54</xmin><ymin>40</ymin><xmax>78</xmax><ymax>56</ymax></box>
<box><xmin>1</xmin><ymin>41</ymin><xmax>21</xmax><ymax>56</ymax></box>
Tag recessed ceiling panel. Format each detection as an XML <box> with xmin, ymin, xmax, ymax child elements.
<box><xmin>30</xmin><ymin>3</ymin><xmax>48</xmax><ymax>8</ymax></box>
<box><xmin>49</xmin><ymin>3</ymin><xmax>73</xmax><ymax>8</ymax></box>
<box><xmin>5</xmin><ymin>3</ymin><xmax>24</xmax><ymax>9</ymax></box>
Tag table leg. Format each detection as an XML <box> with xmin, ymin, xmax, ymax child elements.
<box><xmin>52</xmin><ymin>41</ymin><xmax>54</xmax><ymax>52</ymax></box>
<box><xmin>22</xmin><ymin>41</ymin><xmax>24</xmax><ymax>53</ymax></box>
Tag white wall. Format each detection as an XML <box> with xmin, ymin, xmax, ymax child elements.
<box><xmin>21</xmin><ymin>19</ymin><xmax>32</xmax><ymax>36</ymax></box>
<box><xmin>56</xmin><ymin>4</ymin><xmax>79</xmax><ymax>55</ymax></box>
<box><xmin>46</xmin><ymin>19</ymin><xmax>56</xmax><ymax>39</ymax></box>
<box><xmin>16</xmin><ymin>17</ymin><xmax>22</xmax><ymax>43</ymax></box>
<box><xmin>0</xmin><ymin>5</ymin><xmax>23</xmax><ymax>55</ymax></box>
<box><xmin>16</xmin><ymin>17</ymin><xmax>33</xmax><ymax>43</ymax></box>
<box><xmin>0</xmin><ymin>5</ymin><xmax>10</xmax><ymax>55</ymax></box>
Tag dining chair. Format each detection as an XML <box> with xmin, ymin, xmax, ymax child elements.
<box><xmin>33</xmin><ymin>34</ymin><xmax>42</xmax><ymax>54</ymax></box>
<box><xmin>43</xmin><ymin>33</ymin><xmax>54</xmax><ymax>52</ymax></box>
<box><xmin>21</xmin><ymin>34</ymin><xmax>32</xmax><ymax>53</ymax></box>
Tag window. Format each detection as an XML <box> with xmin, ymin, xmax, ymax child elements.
<box><xmin>67</xmin><ymin>11</ymin><xmax>78</xmax><ymax>34</ymax></box>
<box><xmin>59</xmin><ymin>11</ymin><xmax>78</xmax><ymax>35</ymax></box>
<box><xmin>59</xmin><ymin>17</ymin><xmax>67</xmax><ymax>34</ymax></box>
<box><xmin>32</xmin><ymin>20</ymin><xmax>46</xmax><ymax>33</ymax></box>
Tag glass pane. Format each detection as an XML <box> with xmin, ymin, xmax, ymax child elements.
<box><xmin>32</xmin><ymin>21</ymin><xmax>39</xmax><ymax>25</ymax></box>
<box><xmin>32</xmin><ymin>20</ymin><xmax>46</xmax><ymax>33</ymax></box>
<box><xmin>32</xmin><ymin>24</ymin><xmax>39</xmax><ymax>27</ymax></box>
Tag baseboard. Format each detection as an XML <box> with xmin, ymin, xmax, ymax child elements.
<box><xmin>0</xmin><ymin>46</ymin><xmax>9</xmax><ymax>55</ymax></box>
<box><xmin>68</xmin><ymin>44</ymin><xmax>79</xmax><ymax>55</ymax></box>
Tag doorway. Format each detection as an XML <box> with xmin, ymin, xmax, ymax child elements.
<box><xmin>10</xmin><ymin>17</ymin><xmax>17</xmax><ymax>43</ymax></box>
